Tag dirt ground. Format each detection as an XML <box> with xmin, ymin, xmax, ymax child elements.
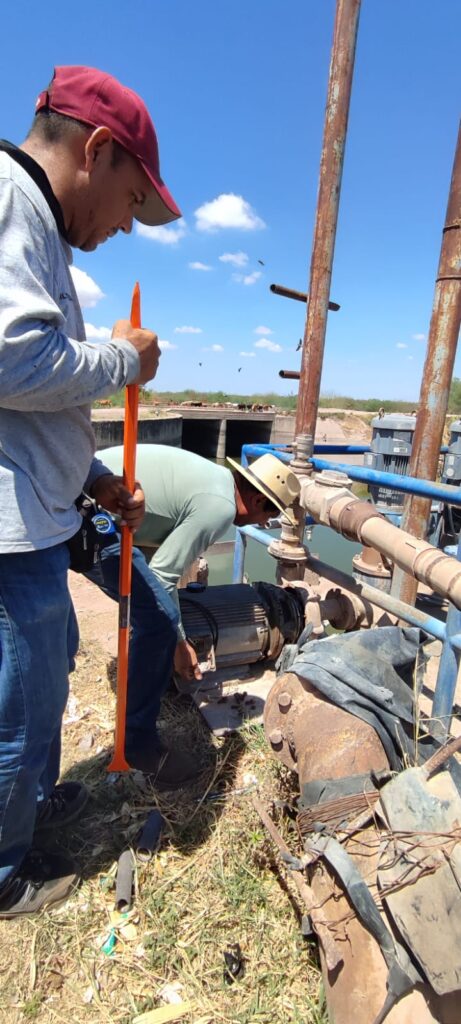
<box><xmin>0</xmin><ymin>578</ymin><xmax>326</xmax><ymax>1024</ymax></box>
<box><xmin>70</xmin><ymin>573</ymin><xmax>119</xmax><ymax>661</ymax></box>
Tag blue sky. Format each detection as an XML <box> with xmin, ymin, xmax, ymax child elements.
<box><xmin>2</xmin><ymin>0</ymin><xmax>460</xmax><ymax>400</ymax></box>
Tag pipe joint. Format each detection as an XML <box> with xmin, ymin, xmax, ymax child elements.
<box><xmin>335</xmin><ymin>501</ymin><xmax>386</xmax><ymax>543</ymax></box>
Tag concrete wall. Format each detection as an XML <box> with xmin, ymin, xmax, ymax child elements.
<box><xmin>91</xmin><ymin>409</ymin><xmax>296</xmax><ymax>459</ymax></box>
<box><xmin>271</xmin><ymin>415</ymin><xmax>295</xmax><ymax>446</ymax></box>
<box><xmin>93</xmin><ymin>414</ymin><xmax>182</xmax><ymax>451</ymax></box>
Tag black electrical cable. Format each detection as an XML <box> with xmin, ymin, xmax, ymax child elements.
<box><xmin>179</xmin><ymin>596</ymin><xmax>220</xmax><ymax>649</ymax></box>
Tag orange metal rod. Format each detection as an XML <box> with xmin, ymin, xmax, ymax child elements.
<box><xmin>108</xmin><ymin>282</ymin><xmax>141</xmax><ymax>772</ymax></box>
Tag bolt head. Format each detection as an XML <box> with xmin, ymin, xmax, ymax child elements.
<box><xmin>268</xmin><ymin>729</ymin><xmax>283</xmax><ymax>746</ymax></box>
<box><xmin>278</xmin><ymin>691</ymin><xmax>292</xmax><ymax>710</ymax></box>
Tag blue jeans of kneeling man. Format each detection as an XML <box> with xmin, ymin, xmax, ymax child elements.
<box><xmin>84</xmin><ymin>540</ymin><xmax>179</xmax><ymax>759</ymax></box>
<box><xmin>0</xmin><ymin>544</ymin><xmax>79</xmax><ymax>888</ymax></box>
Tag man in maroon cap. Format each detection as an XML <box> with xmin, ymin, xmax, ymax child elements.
<box><xmin>0</xmin><ymin>66</ymin><xmax>181</xmax><ymax>917</ymax></box>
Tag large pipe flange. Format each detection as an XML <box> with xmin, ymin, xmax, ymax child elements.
<box><xmin>264</xmin><ymin>671</ymin><xmax>389</xmax><ymax>782</ymax></box>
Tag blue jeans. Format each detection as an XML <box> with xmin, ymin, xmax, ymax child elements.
<box><xmin>0</xmin><ymin>544</ymin><xmax>79</xmax><ymax>887</ymax></box>
<box><xmin>84</xmin><ymin>541</ymin><xmax>179</xmax><ymax>756</ymax></box>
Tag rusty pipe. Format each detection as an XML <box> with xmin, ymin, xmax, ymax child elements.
<box><xmin>252</xmin><ymin>794</ymin><xmax>343</xmax><ymax>972</ymax></box>
<box><xmin>270</xmin><ymin>283</ymin><xmax>340</xmax><ymax>311</ymax></box>
<box><xmin>279</xmin><ymin>369</ymin><xmax>301</xmax><ymax>380</ymax></box>
<box><xmin>301</xmin><ymin>472</ymin><xmax>461</xmax><ymax>607</ymax></box>
<box><xmin>264</xmin><ymin>673</ymin><xmax>454</xmax><ymax>1024</ymax></box>
<box><xmin>295</xmin><ymin>0</ymin><xmax>361</xmax><ymax>438</ymax></box>
<box><xmin>391</xmin><ymin>121</ymin><xmax>461</xmax><ymax>608</ymax></box>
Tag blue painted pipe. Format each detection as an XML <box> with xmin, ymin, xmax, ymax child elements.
<box><xmin>314</xmin><ymin>444</ymin><xmax>370</xmax><ymax>454</ymax></box>
<box><xmin>241</xmin><ymin>445</ymin><xmax>461</xmax><ymax>507</ymax></box>
<box><xmin>242</xmin><ymin>444</ymin><xmax>292</xmax><ymax>464</ymax></box>
<box><xmin>238</xmin><ymin>525</ymin><xmax>273</xmax><ymax>548</ymax></box>
<box><xmin>232</xmin><ymin>529</ymin><xmax>247</xmax><ymax>584</ymax></box>
<box><xmin>310</xmin><ymin>457</ymin><xmax>461</xmax><ymax>506</ymax></box>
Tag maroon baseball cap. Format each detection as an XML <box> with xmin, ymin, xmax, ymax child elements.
<box><xmin>35</xmin><ymin>65</ymin><xmax>181</xmax><ymax>226</ymax></box>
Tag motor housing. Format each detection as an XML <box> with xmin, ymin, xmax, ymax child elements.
<box><xmin>178</xmin><ymin>581</ymin><xmax>305</xmax><ymax>670</ymax></box>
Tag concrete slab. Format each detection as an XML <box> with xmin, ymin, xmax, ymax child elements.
<box><xmin>175</xmin><ymin>663</ymin><xmax>277</xmax><ymax>735</ymax></box>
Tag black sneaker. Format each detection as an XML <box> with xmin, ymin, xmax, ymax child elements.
<box><xmin>34</xmin><ymin>781</ymin><xmax>89</xmax><ymax>833</ymax></box>
<box><xmin>0</xmin><ymin>849</ymin><xmax>79</xmax><ymax>918</ymax></box>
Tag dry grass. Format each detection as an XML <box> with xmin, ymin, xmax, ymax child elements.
<box><xmin>0</xmin><ymin>632</ymin><xmax>326</xmax><ymax>1024</ymax></box>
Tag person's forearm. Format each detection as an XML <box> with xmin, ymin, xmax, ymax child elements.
<box><xmin>84</xmin><ymin>459</ymin><xmax>114</xmax><ymax>496</ymax></box>
<box><xmin>0</xmin><ymin>330</ymin><xmax>139</xmax><ymax>411</ymax></box>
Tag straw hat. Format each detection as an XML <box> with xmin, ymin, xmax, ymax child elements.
<box><xmin>227</xmin><ymin>454</ymin><xmax>300</xmax><ymax>525</ymax></box>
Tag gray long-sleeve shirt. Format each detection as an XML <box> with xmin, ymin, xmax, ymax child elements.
<box><xmin>0</xmin><ymin>147</ymin><xmax>139</xmax><ymax>551</ymax></box>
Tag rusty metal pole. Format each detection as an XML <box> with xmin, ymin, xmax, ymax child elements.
<box><xmin>391</xmin><ymin>122</ymin><xmax>461</xmax><ymax>607</ymax></box>
<box><xmin>294</xmin><ymin>0</ymin><xmax>361</xmax><ymax>452</ymax></box>
<box><xmin>270</xmin><ymin>0</ymin><xmax>361</xmax><ymax>584</ymax></box>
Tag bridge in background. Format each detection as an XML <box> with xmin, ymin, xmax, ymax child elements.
<box><xmin>168</xmin><ymin>407</ymin><xmax>295</xmax><ymax>459</ymax></box>
<box><xmin>92</xmin><ymin>407</ymin><xmax>296</xmax><ymax>459</ymax></box>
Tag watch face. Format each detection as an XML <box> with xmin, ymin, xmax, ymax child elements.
<box><xmin>92</xmin><ymin>512</ymin><xmax>116</xmax><ymax>535</ymax></box>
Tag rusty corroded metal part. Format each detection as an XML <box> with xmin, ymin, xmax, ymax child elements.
<box><xmin>391</xmin><ymin>122</ymin><xmax>461</xmax><ymax>608</ymax></box>
<box><xmin>352</xmin><ymin>545</ymin><xmax>392</xmax><ymax>586</ymax></box>
<box><xmin>300</xmin><ymin>472</ymin><xmax>461</xmax><ymax>607</ymax></box>
<box><xmin>251</xmin><ymin>794</ymin><xmax>343</xmax><ymax>972</ymax></box>
<box><xmin>295</xmin><ymin>0</ymin><xmax>361</xmax><ymax>438</ymax></box>
<box><xmin>304</xmin><ymin>555</ymin><xmax>395</xmax><ymax>629</ymax></box>
<box><xmin>263</xmin><ymin>671</ymin><xmax>388</xmax><ymax>775</ymax></box>
<box><xmin>287</xmin><ymin>557</ymin><xmax>393</xmax><ymax>632</ymax></box>
<box><xmin>279</xmin><ymin>369</ymin><xmax>301</xmax><ymax>380</ymax></box>
<box><xmin>264</xmin><ymin>670</ymin><xmax>458</xmax><ymax>1023</ymax></box>
<box><xmin>307</xmin><ymin>826</ymin><xmax>453</xmax><ymax>1024</ymax></box>
<box><xmin>269</xmin><ymin>282</ymin><xmax>340</xmax><ymax>311</ymax></box>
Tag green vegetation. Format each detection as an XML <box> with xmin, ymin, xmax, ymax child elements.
<box><xmin>449</xmin><ymin>378</ymin><xmax>461</xmax><ymax>414</ymax></box>
<box><xmin>92</xmin><ymin>378</ymin><xmax>461</xmax><ymax>415</ymax></box>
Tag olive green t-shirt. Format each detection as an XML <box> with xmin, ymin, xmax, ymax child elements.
<box><xmin>96</xmin><ymin>444</ymin><xmax>236</xmax><ymax>639</ymax></box>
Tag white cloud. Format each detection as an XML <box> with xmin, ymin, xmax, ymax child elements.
<box><xmin>70</xmin><ymin>267</ymin><xmax>105</xmax><ymax>308</ymax></box>
<box><xmin>233</xmin><ymin>270</ymin><xmax>262</xmax><ymax>287</ymax></box>
<box><xmin>136</xmin><ymin>221</ymin><xmax>187</xmax><ymax>244</ymax></box>
<box><xmin>203</xmin><ymin>344</ymin><xmax>224</xmax><ymax>352</ymax></box>
<box><xmin>412</xmin><ymin>333</ymin><xmax>426</xmax><ymax>341</ymax></box>
<box><xmin>396</xmin><ymin>343</ymin><xmax>407</xmax><ymax>349</ymax></box>
<box><xmin>254</xmin><ymin>325</ymin><xmax>273</xmax><ymax>335</ymax></box>
<box><xmin>240</xmin><ymin>351</ymin><xmax>256</xmax><ymax>358</ymax></box>
<box><xmin>84</xmin><ymin>323</ymin><xmax>111</xmax><ymax>342</ymax></box>
<box><xmin>158</xmin><ymin>339</ymin><xmax>178</xmax><ymax>351</ymax></box>
<box><xmin>219</xmin><ymin>251</ymin><xmax>249</xmax><ymax>267</ymax></box>
<box><xmin>174</xmin><ymin>325</ymin><xmax>203</xmax><ymax>334</ymax></box>
<box><xmin>188</xmin><ymin>261</ymin><xmax>213</xmax><ymax>271</ymax></box>
<box><xmin>255</xmin><ymin>337</ymin><xmax>283</xmax><ymax>353</ymax></box>
<box><xmin>195</xmin><ymin>193</ymin><xmax>265</xmax><ymax>233</ymax></box>
<box><xmin>408</xmin><ymin>355</ymin><xmax>414</xmax><ymax>361</ymax></box>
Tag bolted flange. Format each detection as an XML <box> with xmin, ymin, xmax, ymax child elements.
<box><xmin>278</xmin><ymin>691</ymin><xmax>292</xmax><ymax>711</ymax></box>
<box><xmin>268</xmin><ymin>728</ymin><xmax>284</xmax><ymax>748</ymax></box>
